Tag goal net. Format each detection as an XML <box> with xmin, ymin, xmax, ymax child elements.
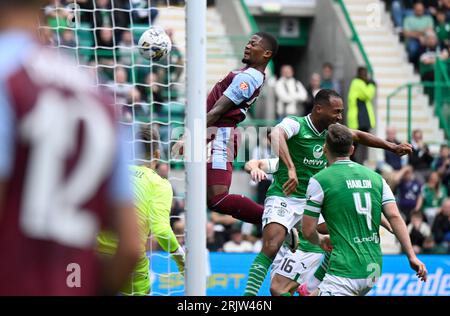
<box><xmin>40</xmin><ymin>0</ymin><xmax>187</xmax><ymax>296</ymax></box>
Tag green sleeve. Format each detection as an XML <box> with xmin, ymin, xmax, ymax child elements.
<box><xmin>149</xmin><ymin>180</ymin><xmax>180</xmax><ymax>253</ymax></box>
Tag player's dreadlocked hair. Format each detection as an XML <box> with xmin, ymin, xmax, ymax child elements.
<box><xmin>326</xmin><ymin>124</ymin><xmax>353</xmax><ymax>157</ymax></box>
<box><xmin>136</xmin><ymin>125</ymin><xmax>160</xmax><ymax>161</ymax></box>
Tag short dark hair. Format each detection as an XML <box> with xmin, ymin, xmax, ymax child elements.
<box><xmin>410</xmin><ymin>210</ymin><xmax>423</xmax><ymax>220</ymax></box>
<box><xmin>357</xmin><ymin>66</ymin><xmax>367</xmax><ymax>77</ymax></box>
<box><xmin>322</xmin><ymin>62</ymin><xmax>334</xmax><ymax>70</ymax></box>
<box><xmin>255</xmin><ymin>31</ymin><xmax>279</xmax><ymax>59</ymax></box>
<box><xmin>136</xmin><ymin>125</ymin><xmax>160</xmax><ymax>160</ymax></box>
<box><xmin>437</xmin><ymin>8</ymin><xmax>447</xmax><ymax>15</ymax></box>
<box><xmin>326</xmin><ymin>124</ymin><xmax>353</xmax><ymax>157</ymax></box>
<box><xmin>314</xmin><ymin>89</ymin><xmax>342</xmax><ymax>107</ymax></box>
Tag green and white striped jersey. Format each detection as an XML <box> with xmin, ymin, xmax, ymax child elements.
<box><xmin>267</xmin><ymin>115</ymin><xmax>327</xmax><ymax>199</ymax></box>
<box><xmin>304</xmin><ymin>160</ymin><xmax>396</xmax><ymax>279</ymax></box>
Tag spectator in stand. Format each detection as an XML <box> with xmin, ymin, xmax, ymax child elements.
<box><xmin>144</xmin><ymin>72</ymin><xmax>164</xmax><ymax>116</ymax></box>
<box><xmin>109</xmin><ymin>66</ymin><xmax>133</xmax><ymax>105</ymax></box>
<box><xmin>409</xmin><ymin>129</ymin><xmax>434</xmax><ymax>181</ymax></box>
<box><xmin>97</xmin><ymin>28</ymin><xmax>115</xmax><ymax>65</ymax></box>
<box><xmin>435</xmin><ymin>9</ymin><xmax>450</xmax><ymax>50</ymax></box>
<box><xmin>128</xmin><ymin>0</ymin><xmax>159</xmax><ymax>25</ymax></box>
<box><xmin>94</xmin><ymin>0</ymin><xmax>113</xmax><ymax>34</ymax></box>
<box><xmin>432</xmin><ymin>197</ymin><xmax>450</xmax><ymax>252</ymax></box>
<box><xmin>403</xmin><ymin>1</ymin><xmax>435</xmax><ymax>67</ymax></box>
<box><xmin>385</xmin><ymin>126</ymin><xmax>404</xmax><ymax>170</ymax></box>
<box><xmin>408</xmin><ymin>210</ymin><xmax>432</xmax><ymax>253</ymax></box>
<box><xmin>207</xmin><ymin>221</ymin><xmax>224</xmax><ymax>252</ymax></box>
<box><xmin>209</xmin><ymin>211</ymin><xmax>238</xmax><ymax>249</ymax></box>
<box><xmin>320</xmin><ymin>62</ymin><xmax>341</xmax><ymax>95</ymax></box>
<box><xmin>44</xmin><ymin>0</ymin><xmax>72</xmax><ymax>31</ymax></box>
<box><xmin>118</xmin><ymin>30</ymin><xmax>139</xmax><ymax>66</ymax></box>
<box><xmin>250</xmin><ymin>133</ymin><xmax>273</xmax><ymax>205</ymax></box>
<box><xmin>347</xmin><ymin>66</ymin><xmax>377</xmax><ymax>164</ymax></box>
<box><xmin>390</xmin><ymin>0</ymin><xmax>415</xmax><ymax>32</ymax></box>
<box><xmin>415</xmin><ymin>171</ymin><xmax>448</xmax><ymax>225</ymax></box>
<box><xmin>130</xmin><ymin>88</ymin><xmax>151</xmax><ymax>123</ymax></box>
<box><xmin>157</xmin><ymin>28</ymin><xmax>184</xmax><ymax>102</ymax></box>
<box><xmin>223</xmin><ymin>226</ymin><xmax>254</xmax><ymax>253</ymax></box>
<box><xmin>432</xmin><ymin>144</ymin><xmax>450</xmax><ymax>192</ymax></box>
<box><xmin>443</xmin><ymin>0</ymin><xmax>450</xmax><ymax>20</ymax></box>
<box><xmin>396</xmin><ymin>165</ymin><xmax>423</xmax><ymax>222</ymax></box>
<box><xmin>165</xmin><ymin>29</ymin><xmax>184</xmax><ymax>82</ymax></box>
<box><xmin>60</xmin><ymin>29</ymin><xmax>77</xmax><ymax>57</ymax></box>
<box><xmin>303</xmin><ymin>72</ymin><xmax>321</xmax><ymax>115</ymax></box>
<box><xmin>274</xmin><ymin>64</ymin><xmax>308</xmax><ymax>119</ymax></box>
<box><xmin>419</xmin><ymin>30</ymin><xmax>449</xmax><ymax>82</ymax></box>
<box><xmin>61</xmin><ymin>29</ymin><xmax>76</xmax><ymax>47</ymax></box>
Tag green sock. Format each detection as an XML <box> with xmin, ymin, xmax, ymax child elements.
<box><xmin>243</xmin><ymin>253</ymin><xmax>272</xmax><ymax>296</ymax></box>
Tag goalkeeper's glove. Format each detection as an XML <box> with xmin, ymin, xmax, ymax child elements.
<box><xmin>171</xmin><ymin>247</ymin><xmax>185</xmax><ymax>276</ymax></box>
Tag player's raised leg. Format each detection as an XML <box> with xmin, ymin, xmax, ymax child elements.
<box><xmin>206</xmin><ymin>130</ymin><xmax>264</xmax><ymax>224</ymax></box>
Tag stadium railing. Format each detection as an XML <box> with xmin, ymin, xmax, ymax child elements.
<box><xmin>334</xmin><ymin>0</ymin><xmax>373</xmax><ymax>78</ymax></box>
<box><xmin>386</xmin><ymin>59</ymin><xmax>450</xmax><ymax>143</ymax></box>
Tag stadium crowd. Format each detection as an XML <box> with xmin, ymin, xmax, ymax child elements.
<box><xmin>41</xmin><ymin>0</ymin><xmax>449</xmax><ymax>255</ymax></box>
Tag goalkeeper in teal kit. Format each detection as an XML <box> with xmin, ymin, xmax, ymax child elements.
<box><xmin>302</xmin><ymin>124</ymin><xmax>427</xmax><ymax>296</ymax></box>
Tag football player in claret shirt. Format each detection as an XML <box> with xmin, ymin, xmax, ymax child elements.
<box><xmin>172</xmin><ymin>32</ymin><xmax>278</xmax><ymax>225</ymax></box>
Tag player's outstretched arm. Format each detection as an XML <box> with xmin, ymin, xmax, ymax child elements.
<box><xmin>245</xmin><ymin>158</ymin><xmax>280</xmax><ymax>182</ymax></box>
<box><xmin>382</xmin><ymin>202</ymin><xmax>428</xmax><ymax>281</ymax></box>
<box><xmin>350</xmin><ymin>129</ymin><xmax>412</xmax><ymax>156</ymax></box>
<box><xmin>207</xmin><ymin>95</ymin><xmax>235</xmax><ymax>127</ymax></box>
<box><xmin>244</xmin><ymin>159</ymin><xmax>268</xmax><ymax>182</ymax></box>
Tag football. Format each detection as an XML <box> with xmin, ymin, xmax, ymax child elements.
<box><xmin>138</xmin><ymin>27</ymin><xmax>172</xmax><ymax>61</ymax></box>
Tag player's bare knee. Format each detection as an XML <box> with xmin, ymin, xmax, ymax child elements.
<box><xmin>270</xmin><ymin>284</ymin><xmax>282</xmax><ymax>296</ymax></box>
<box><xmin>262</xmin><ymin>240</ymin><xmax>284</xmax><ymax>259</ymax></box>
<box><xmin>270</xmin><ymin>279</ymin><xmax>290</xmax><ymax>296</ymax></box>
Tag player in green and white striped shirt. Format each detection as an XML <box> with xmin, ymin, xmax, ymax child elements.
<box><xmin>302</xmin><ymin>124</ymin><xmax>427</xmax><ymax>296</ymax></box>
<box><xmin>243</xmin><ymin>89</ymin><xmax>412</xmax><ymax>296</ymax></box>
<box><xmin>245</xmin><ymin>156</ymin><xmax>393</xmax><ymax>296</ymax></box>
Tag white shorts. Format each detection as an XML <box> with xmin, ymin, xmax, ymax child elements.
<box><xmin>318</xmin><ymin>274</ymin><xmax>374</xmax><ymax>296</ymax></box>
<box><xmin>262</xmin><ymin>196</ymin><xmax>305</xmax><ymax>231</ymax></box>
<box><xmin>272</xmin><ymin>249</ymin><xmax>324</xmax><ymax>285</ymax></box>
